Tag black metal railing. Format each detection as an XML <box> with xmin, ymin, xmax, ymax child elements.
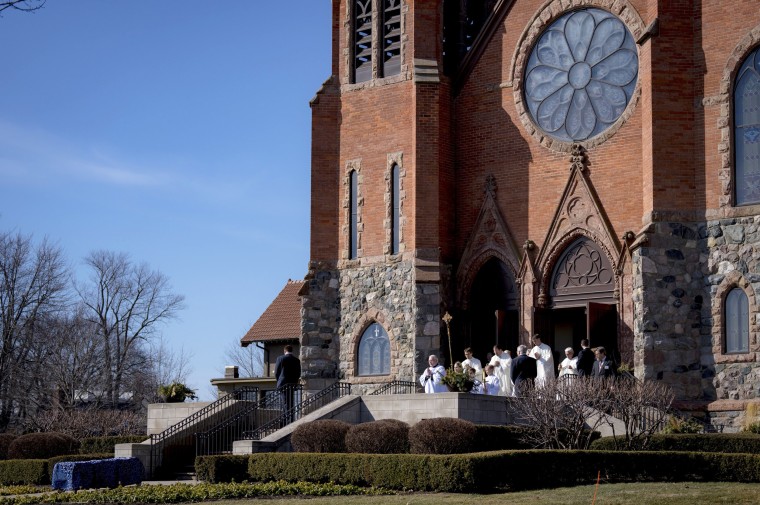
<box><xmin>369</xmin><ymin>380</ymin><xmax>418</xmax><ymax>395</ymax></box>
<box><xmin>243</xmin><ymin>382</ymin><xmax>352</xmax><ymax>441</ymax></box>
<box><xmin>195</xmin><ymin>384</ymin><xmax>302</xmax><ymax>457</ymax></box>
<box><xmin>149</xmin><ymin>386</ymin><xmax>258</xmax><ymax>477</ymax></box>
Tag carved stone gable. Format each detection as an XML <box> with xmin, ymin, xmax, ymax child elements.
<box><xmin>457</xmin><ymin>175</ymin><xmax>522</xmax><ymax>308</ymax></box>
<box><xmin>536</xmin><ymin>145</ymin><xmax>620</xmax><ymax>285</ymax></box>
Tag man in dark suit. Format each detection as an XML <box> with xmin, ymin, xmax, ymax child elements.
<box><xmin>591</xmin><ymin>346</ymin><xmax>618</xmax><ymax>378</ymax></box>
<box><xmin>275</xmin><ymin>345</ymin><xmax>301</xmax><ymax>419</ymax></box>
<box><xmin>511</xmin><ymin>344</ymin><xmax>537</xmax><ymax>395</ymax></box>
<box><xmin>576</xmin><ymin>339</ymin><xmax>595</xmax><ymax>377</ymax></box>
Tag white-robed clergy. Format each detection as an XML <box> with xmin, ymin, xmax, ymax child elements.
<box><xmin>483</xmin><ymin>364</ymin><xmax>501</xmax><ymax>395</ymax></box>
<box><xmin>462</xmin><ymin>347</ymin><xmax>483</xmax><ymax>374</ymax></box>
<box><xmin>529</xmin><ymin>335</ymin><xmax>555</xmax><ymax>387</ymax></box>
<box><xmin>420</xmin><ymin>354</ymin><xmax>447</xmax><ymax>393</ymax></box>
<box><xmin>558</xmin><ymin>347</ymin><xmax>579</xmax><ymax>378</ymax></box>
<box><xmin>488</xmin><ymin>345</ymin><xmax>513</xmax><ymax>396</ymax></box>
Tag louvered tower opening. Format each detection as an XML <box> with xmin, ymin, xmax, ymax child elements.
<box><xmin>382</xmin><ymin>0</ymin><xmax>401</xmax><ymax>77</ymax></box>
<box><xmin>353</xmin><ymin>0</ymin><xmax>373</xmax><ymax>83</ymax></box>
<box><xmin>442</xmin><ymin>0</ymin><xmax>498</xmax><ymax>75</ymax></box>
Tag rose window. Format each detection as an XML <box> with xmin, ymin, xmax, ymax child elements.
<box><xmin>524</xmin><ymin>8</ymin><xmax>638</xmax><ymax>143</ymax></box>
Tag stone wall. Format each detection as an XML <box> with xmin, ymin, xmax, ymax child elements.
<box><xmin>633</xmin><ymin>222</ymin><xmax>705</xmax><ymax>400</ymax></box>
<box><xmin>703</xmin><ymin>216</ymin><xmax>760</xmax><ymax>403</ymax></box>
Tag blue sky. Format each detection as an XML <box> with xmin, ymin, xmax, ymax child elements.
<box><xmin>0</xmin><ymin>1</ymin><xmax>331</xmax><ymax>399</ymax></box>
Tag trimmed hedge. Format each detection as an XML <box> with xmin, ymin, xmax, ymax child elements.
<box><xmin>290</xmin><ymin>420</ymin><xmax>351</xmax><ymax>453</ymax></box>
<box><xmin>79</xmin><ymin>435</ymin><xmax>146</xmax><ymax>455</ymax></box>
<box><xmin>0</xmin><ymin>434</ymin><xmax>16</xmax><ymax>460</ymax></box>
<box><xmin>48</xmin><ymin>453</ymin><xmax>113</xmax><ymax>480</ymax></box>
<box><xmin>409</xmin><ymin>418</ymin><xmax>476</xmax><ymax>454</ymax></box>
<box><xmin>196</xmin><ymin>455</ymin><xmax>250</xmax><ymax>483</ymax></box>
<box><xmin>346</xmin><ymin>420</ymin><xmax>410</xmax><ymax>454</ymax></box>
<box><xmin>247</xmin><ymin>450</ymin><xmax>760</xmax><ymax>492</ymax></box>
<box><xmin>590</xmin><ymin>433</ymin><xmax>760</xmax><ymax>453</ymax></box>
<box><xmin>7</xmin><ymin>432</ymin><xmax>80</xmax><ymax>460</ymax></box>
<box><xmin>0</xmin><ymin>459</ymin><xmax>48</xmax><ymax>485</ymax></box>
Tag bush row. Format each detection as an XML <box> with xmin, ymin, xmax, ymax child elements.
<box><xmin>237</xmin><ymin>450</ymin><xmax>760</xmax><ymax>492</ymax></box>
<box><xmin>290</xmin><ymin>419</ymin><xmax>539</xmax><ymax>455</ymax></box>
<box><xmin>0</xmin><ymin>434</ymin><xmax>145</xmax><ymax>461</ymax></box>
<box><xmin>590</xmin><ymin>433</ymin><xmax>760</xmax><ymax>453</ymax></box>
<box><xmin>79</xmin><ymin>435</ymin><xmax>146</xmax><ymax>454</ymax></box>
<box><xmin>0</xmin><ymin>454</ymin><xmax>111</xmax><ymax>485</ymax></box>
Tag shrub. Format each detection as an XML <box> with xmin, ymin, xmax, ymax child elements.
<box><xmin>0</xmin><ymin>434</ymin><xmax>17</xmax><ymax>460</ymax></box>
<box><xmin>0</xmin><ymin>459</ymin><xmax>48</xmax><ymax>485</ymax></box>
<box><xmin>48</xmin><ymin>453</ymin><xmax>113</xmax><ymax>480</ymax></box>
<box><xmin>472</xmin><ymin>425</ymin><xmax>537</xmax><ymax>451</ymax></box>
<box><xmin>409</xmin><ymin>418</ymin><xmax>476</xmax><ymax>454</ymax></box>
<box><xmin>745</xmin><ymin>422</ymin><xmax>760</xmax><ymax>434</ymax></box>
<box><xmin>7</xmin><ymin>432</ymin><xmax>80</xmax><ymax>460</ymax></box>
<box><xmin>196</xmin><ymin>455</ymin><xmax>249</xmax><ymax>483</ymax></box>
<box><xmin>248</xmin><ymin>450</ymin><xmax>760</xmax><ymax>492</ymax></box>
<box><xmin>158</xmin><ymin>382</ymin><xmax>198</xmax><ymax>403</ymax></box>
<box><xmin>590</xmin><ymin>433</ymin><xmax>760</xmax><ymax>453</ymax></box>
<box><xmin>290</xmin><ymin>420</ymin><xmax>351</xmax><ymax>453</ymax></box>
<box><xmin>662</xmin><ymin>416</ymin><xmax>704</xmax><ymax>434</ymax></box>
<box><xmin>79</xmin><ymin>435</ymin><xmax>146</xmax><ymax>455</ymax></box>
<box><xmin>345</xmin><ymin>420</ymin><xmax>409</xmax><ymax>454</ymax></box>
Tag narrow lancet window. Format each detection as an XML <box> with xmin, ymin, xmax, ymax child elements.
<box><xmin>349</xmin><ymin>170</ymin><xmax>358</xmax><ymax>259</ymax></box>
<box><xmin>735</xmin><ymin>46</ymin><xmax>760</xmax><ymax>205</ymax></box>
<box><xmin>391</xmin><ymin>163</ymin><xmax>400</xmax><ymax>254</ymax></box>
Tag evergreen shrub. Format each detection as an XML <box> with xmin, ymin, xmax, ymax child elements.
<box><xmin>590</xmin><ymin>433</ymin><xmax>760</xmax><ymax>453</ymax></box>
<box><xmin>345</xmin><ymin>419</ymin><xmax>410</xmax><ymax>454</ymax></box>
<box><xmin>0</xmin><ymin>434</ymin><xmax>17</xmax><ymax>460</ymax></box>
<box><xmin>290</xmin><ymin>419</ymin><xmax>351</xmax><ymax>453</ymax></box>
<box><xmin>7</xmin><ymin>432</ymin><xmax>80</xmax><ymax>460</ymax></box>
<box><xmin>79</xmin><ymin>435</ymin><xmax>146</xmax><ymax>454</ymax></box>
<box><xmin>247</xmin><ymin>450</ymin><xmax>760</xmax><ymax>492</ymax></box>
<box><xmin>195</xmin><ymin>455</ymin><xmax>249</xmax><ymax>483</ymax></box>
<box><xmin>0</xmin><ymin>459</ymin><xmax>48</xmax><ymax>485</ymax></box>
<box><xmin>409</xmin><ymin>418</ymin><xmax>476</xmax><ymax>454</ymax></box>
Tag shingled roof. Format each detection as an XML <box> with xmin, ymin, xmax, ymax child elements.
<box><xmin>240</xmin><ymin>279</ymin><xmax>304</xmax><ymax>346</ymax></box>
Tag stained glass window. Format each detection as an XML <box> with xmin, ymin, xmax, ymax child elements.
<box><xmin>735</xmin><ymin>46</ymin><xmax>760</xmax><ymax>205</ymax></box>
<box><xmin>725</xmin><ymin>288</ymin><xmax>749</xmax><ymax>353</ymax></box>
<box><xmin>357</xmin><ymin>322</ymin><xmax>391</xmax><ymax>376</ymax></box>
<box><xmin>524</xmin><ymin>8</ymin><xmax>638</xmax><ymax>142</ymax></box>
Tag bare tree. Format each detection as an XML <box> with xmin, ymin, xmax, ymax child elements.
<box><xmin>0</xmin><ymin>0</ymin><xmax>44</xmax><ymax>14</ymax></box>
<box><xmin>509</xmin><ymin>375</ymin><xmax>674</xmax><ymax>450</ymax></box>
<box><xmin>0</xmin><ymin>232</ymin><xmax>68</xmax><ymax>430</ymax></box>
<box><xmin>223</xmin><ymin>340</ymin><xmax>265</xmax><ymax>378</ymax></box>
<box><xmin>78</xmin><ymin>251</ymin><xmax>185</xmax><ymax>408</ymax></box>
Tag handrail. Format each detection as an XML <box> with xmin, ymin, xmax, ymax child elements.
<box><xmin>243</xmin><ymin>381</ymin><xmax>351</xmax><ymax>441</ymax></box>
<box><xmin>195</xmin><ymin>384</ymin><xmax>302</xmax><ymax>457</ymax></box>
<box><xmin>369</xmin><ymin>380</ymin><xmax>417</xmax><ymax>395</ymax></box>
<box><xmin>149</xmin><ymin>386</ymin><xmax>258</xmax><ymax>476</ymax></box>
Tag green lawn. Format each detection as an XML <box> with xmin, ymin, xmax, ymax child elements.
<box><xmin>209</xmin><ymin>482</ymin><xmax>760</xmax><ymax>505</ymax></box>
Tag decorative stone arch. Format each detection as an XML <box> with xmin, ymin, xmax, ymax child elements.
<box><xmin>459</xmin><ymin>249</ymin><xmax>519</xmax><ymax>311</ymax></box>
<box><xmin>456</xmin><ymin>174</ymin><xmax>522</xmax><ymax>309</ymax></box>
<box><xmin>509</xmin><ymin>0</ymin><xmax>646</xmax><ymax>152</ymax></box>
<box><xmin>538</xmin><ymin>228</ymin><xmax>619</xmax><ymax>307</ymax></box>
<box><xmin>712</xmin><ymin>271</ymin><xmax>758</xmax><ymax>363</ymax></box>
<box><xmin>346</xmin><ymin>309</ymin><xmax>401</xmax><ymax>382</ymax></box>
<box><xmin>716</xmin><ymin>24</ymin><xmax>760</xmax><ymax>208</ymax></box>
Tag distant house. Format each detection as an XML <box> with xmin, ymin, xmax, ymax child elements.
<box><xmin>240</xmin><ymin>279</ymin><xmax>303</xmax><ymax>377</ymax></box>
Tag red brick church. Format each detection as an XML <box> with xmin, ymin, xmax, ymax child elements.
<box><xmin>283</xmin><ymin>0</ymin><xmax>760</xmax><ymax>428</ymax></box>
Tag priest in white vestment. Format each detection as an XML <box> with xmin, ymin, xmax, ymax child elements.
<box><xmin>419</xmin><ymin>354</ymin><xmax>447</xmax><ymax>393</ymax></box>
<box><xmin>488</xmin><ymin>344</ymin><xmax>513</xmax><ymax>396</ymax></box>
<box><xmin>529</xmin><ymin>335</ymin><xmax>555</xmax><ymax>387</ymax></box>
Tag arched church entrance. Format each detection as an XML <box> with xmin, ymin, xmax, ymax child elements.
<box><xmin>536</xmin><ymin>238</ymin><xmax>618</xmax><ymax>365</ymax></box>
<box><xmin>462</xmin><ymin>257</ymin><xmax>519</xmax><ymax>363</ymax></box>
